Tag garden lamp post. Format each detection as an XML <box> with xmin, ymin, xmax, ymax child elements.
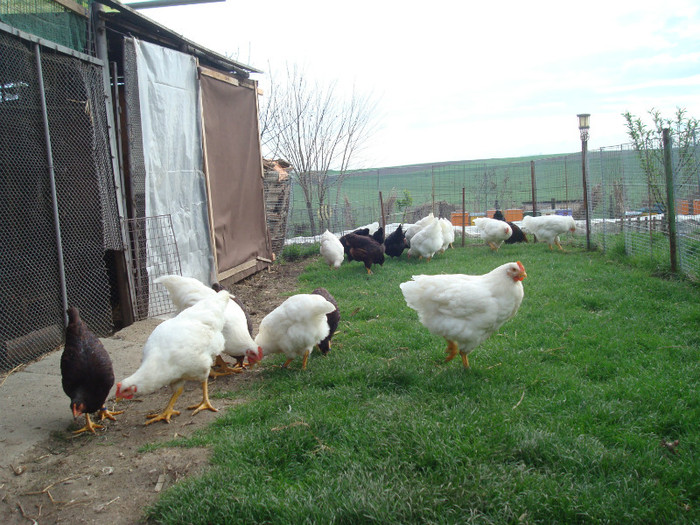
<box><xmin>578</xmin><ymin>113</ymin><xmax>591</xmax><ymax>250</ymax></box>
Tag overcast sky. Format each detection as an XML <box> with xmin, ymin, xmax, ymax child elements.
<box><xmin>127</xmin><ymin>0</ymin><xmax>700</xmax><ymax>169</ymax></box>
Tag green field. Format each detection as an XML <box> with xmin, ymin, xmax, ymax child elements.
<box><xmin>146</xmin><ymin>240</ymin><xmax>700</xmax><ymax>524</ymax></box>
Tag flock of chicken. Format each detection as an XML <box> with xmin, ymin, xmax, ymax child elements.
<box><xmin>61</xmin><ymin>211</ymin><xmax>575</xmax><ymax>435</ymax></box>
<box><xmin>61</xmin><ymin>278</ymin><xmax>340</xmax><ymax>433</ymax></box>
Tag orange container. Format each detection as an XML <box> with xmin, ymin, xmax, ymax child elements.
<box><xmin>470</xmin><ymin>213</ymin><xmax>486</xmax><ymax>225</ymax></box>
<box><xmin>450</xmin><ymin>212</ymin><xmax>469</xmax><ymax>227</ymax></box>
<box><xmin>693</xmin><ymin>200</ymin><xmax>700</xmax><ymax>214</ymax></box>
<box><xmin>504</xmin><ymin>209</ymin><xmax>524</xmax><ymax>221</ymax></box>
<box><xmin>487</xmin><ymin>209</ymin><xmax>496</xmax><ymax>218</ymax></box>
<box><xmin>676</xmin><ymin>200</ymin><xmax>690</xmax><ymax>215</ymax></box>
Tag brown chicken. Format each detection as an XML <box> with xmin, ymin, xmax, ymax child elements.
<box><xmin>60</xmin><ymin>307</ymin><xmax>123</xmax><ymax>434</ymax></box>
<box><xmin>339</xmin><ymin>232</ymin><xmax>385</xmax><ymax>274</ymax></box>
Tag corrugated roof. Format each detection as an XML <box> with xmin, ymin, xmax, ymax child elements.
<box><xmin>96</xmin><ymin>0</ymin><xmax>262</xmax><ymax>78</ymax></box>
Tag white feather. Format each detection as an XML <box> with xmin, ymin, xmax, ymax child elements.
<box><xmin>255</xmin><ymin>294</ymin><xmax>336</xmax><ymax>364</ymax></box>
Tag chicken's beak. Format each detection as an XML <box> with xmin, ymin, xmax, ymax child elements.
<box><xmin>516</xmin><ymin>261</ymin><xmax>527</xmax><ymax>281</ymax></box>
<box><xmin>72</xmin><ymin>403</ymin><xmax>84</xmax><ymax>419</ymax></box>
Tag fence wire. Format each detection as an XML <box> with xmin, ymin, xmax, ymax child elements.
<box><xmin>123</xmin><ymin>215</ymin><xmax>181</xmax><ymax>321</ymax></box>
<box><xmin>0</xmin><ymin>29</ymin><xmax>116</xmax><ymax>370</ymax></box>
<box><xmin>284</xmin><ymin>145</ymin><xmax>700</xmax><ymax>280</ymax></box>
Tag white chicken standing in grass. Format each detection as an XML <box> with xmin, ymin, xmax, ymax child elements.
<box><xmin>115</xmin><ymin>290</ymin><xmax>230</xmax><ymax>424</ymax></box>
<box><xmin>521</xmin><ymin>214</ymin><xmax>576</xmax><ymax>251</ymax></box>
<box><xmin>320</xmin><ymin>229</ymin><xmax>344</xmax><ymax>269</ymax></box>
<box><xmin>474</xmin><ymin>217</ymin><xmax>513</xmax><ymax>251</ymax></box>
<box><xmin>255</xmin><ymin>293</ymin><xmax>336</xmax><ymax>370</ymax></box>
<box><xmin>439</xmin><ymin>217</ymin><xmax>455</xmax><ymax>252</ymax></box>
<box><xmin>407</xmin><ymin>215</ymin><xmax>444</xmax><ymax>261</ymax></box>
<box><xmin>400</xmin><ymin>261</ymin><xmax>527</xmax><ymax>369</ymax></box>
<box><xmin>405</xmin><ymin>213</ymin><xmax>436</xmax><ymax>244</ymax></box>
<box><xmin>155</xmin><ymin>275</ymin><xmax>263</xmax><ymax>375</ymax></box>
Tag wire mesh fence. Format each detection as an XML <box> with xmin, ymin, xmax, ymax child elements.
<box><xmin>123</xmin><ymin>215</ymin><xmax>181</xmax><ymax>321</ymax></box>
<box><xmin>0</xmin><ymin>0</ymin><xmax>92</xmax><ymax>54</ymax></box>
<box><xmin>0</xmin><ymin>28</ymin><xmax>117</xmax><ymax>370</ymax></box>
<box><xmin>283</xmin><ymin>144</ymin><xmax>700</xmax><ymax>280</ymax></box>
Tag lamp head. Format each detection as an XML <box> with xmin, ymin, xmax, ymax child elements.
<box><xmin>577</xmin><ymin>113</ymin><xmax>590</xmax><ymax>141</ymax></box>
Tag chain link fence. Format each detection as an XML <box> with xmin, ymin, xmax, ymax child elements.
<box><xmin>0</xmin><ymin>27</ymin><xmax>117</xmax><ymax>370</ymax></box>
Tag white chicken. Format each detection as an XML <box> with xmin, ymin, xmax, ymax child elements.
<box><xmin>400</xmin><ymin>261</ymin><xmax>527</xmax><ymax>369</ymax></box>
<box><xmin>255</xmin><ymin>294</ymin><xmax>336</xmax><ymax>370</ymax></box>
<box><xmin>439</xmin><ymin>217</ymin><xmax>455</xmax><ymax>252</ymax></box>
<box><xmin>405</xmin><ymin>213</ymin><xmax>436</xmax><ymax>243</ymax></box>
<box><xmin>115</xmin><ymin>290</ymin><xmax>229</xmax><ymax>424</ymax></box>
<box><xmin>407</xmin><ymin>215</ymin><xmax>443</xmax><ymax>261</ymax></box>
<box><xmin>155</xmin><ymin>275</ymin><xmax>263</xmax><ymax>375</ymax></box>
<box><xmin>521</xmin><ymin>215</ymin><xmax>576</xmax><ymax>251</ymax></box>
<box><xmin>320</xmin><ymin>229</ymin><xmax>344</xmax><ymax>269</ymax></box>
<box><xmin>474</xmin><ymin>217</ymin><xmax>512</xmax><ymax>251</ymax></box>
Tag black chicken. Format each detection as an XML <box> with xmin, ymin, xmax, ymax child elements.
<box><xmin>61</xmin><ymin>307</ymin><xmax>122</xmax><ymax>434</ymax></box>
<box><xmin>493</xmin><ymin>210</ymin><xmax>528</xmax><ymax>244</ymax></box>
<box><xmin>339</xmin><ymin>232</ymin><xmax>385</xmax><ymax>274</ymax></box>
<box><xmin>384</xmin><ymin>224</ymin><xmax>408</xmax><ymax>257</ymax></box>
<box><xmin>350</xmin><ymin>226</ymin><xmax>384</xmax><ymax>244</ymax></box>
<box><xmin>311</xmin><ymin>287</ymin><xmax>340</xmax><ymax>356</ymax></box>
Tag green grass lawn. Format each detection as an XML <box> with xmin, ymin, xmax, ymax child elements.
<box><xmin>146</xmin><ymin>239</ymin><xmax>700</xmax><ymax>524</ymax></box>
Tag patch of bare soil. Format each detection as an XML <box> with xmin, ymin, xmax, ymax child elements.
<box><xmin>0</xmin><ymin>259</ymin><xmax>309</xmax><ymax>525</ymax></box>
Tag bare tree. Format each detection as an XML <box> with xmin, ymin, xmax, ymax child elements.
<box><xmin>623</xmin><ymin>107</ymin><xmax>699</xmax><ymax>209</ymax></box>
<box><xmin>261</xmin><ymin>64</ymin><xmax>378</xmax><ymax>234</ymax></box>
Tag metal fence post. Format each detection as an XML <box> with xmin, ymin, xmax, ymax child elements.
<box><xmin>663</xmin><ymin>128</ymin><xmax>678</xmax><ymax>273</ymax></box>
<box><xmin>581</xmin><ymin>138</ymin><xmax>591</xmax><ymax>250</ymax></box>
<box><xmin>35</xmin><ymin>45</ymin><xmax>69</xmax><ymax>328</ymax></box>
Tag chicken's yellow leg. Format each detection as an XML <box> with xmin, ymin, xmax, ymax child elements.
<box><xmin>188</xmin><ymin>379</ymin><xmax>218</xmax><ymax>415</ymax></box>
<box><xmin>209</xmin><ymin>354</ymin><xmax>244</xmax><ymax>377</ymax></box>
<box><xmin>97</xmin><ymin>406</ymin><xmax>124</xmax><ymax>421</ymax></box>
<box><xmin>282</xmin><ymin>358</ymin><xmax>294</xmax><ymax>368</ymax></box>
<box><xmin>146</xmin><ymin>385</ymin><xmax>183</xmax><ymax>425</ymax></box>
<box><xmin>301</xmin><ymin>350</ymin><xmax>310</xmax><ymax>370</ymax></box>
<box><xmin>366</xmin><ymin>267</ymin><xmax>373</xmax><ymax>275</ymax></box>
<box><xmin>555</xmin><ymin>239</ymin><xmax>566</xmax><ymax>251</ymax></box>
<box><xmin>460</xmin><ymin>352</ymin><xmax>471</xmax><ymax>369</ymax></box>
<box><xmin>73</xmin><ymin>413</ymin><xmax>103</xmax><ymax>434</ymax></box>
<box><xmin>444</xmin><ymin>339</ymin><xmax>459</xmax><ymax>363</ymax></box>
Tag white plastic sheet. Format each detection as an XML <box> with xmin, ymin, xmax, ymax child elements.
<box><xmin>133</xmin><ymin>39</ymin><xmax>214</xmax><ymax>301</ymax></box>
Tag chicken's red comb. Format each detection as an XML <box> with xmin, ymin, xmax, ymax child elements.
<box><xmin>517</xmin><ymin>261</ymin><xmax>525</xmax><ymax>272</ymax></box>
<box><xmin>247</xmin><ymin>346</ymin><xmax>264</xmax><ymax>364</ymax></box>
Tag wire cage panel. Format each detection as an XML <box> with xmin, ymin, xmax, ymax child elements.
<box><xmin>123</xmin><ymin>215</ymin><xmax>181</xmax><ymax>321</ymax></box>
<box><xmin>0</xmin><ymin>29</ymin><xmax>117</xmax><ymax>370</ymax></box>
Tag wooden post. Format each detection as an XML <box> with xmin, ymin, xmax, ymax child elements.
<box><xmin>663</xmin><ymin>128</ymin><xmax>678</xmax><ymax>273</ymax></box>
<box><xmin>462</xmin><ymin>187</ymin><xmax>466</xmax><ymax>247</ymax></box>
<box><xmin>431</xmin><ymin>166</ymin><xmax>435</xmax><ymax>215</ymax></box>
<box><xmin>530</xmin><ymin>161</ymin><xmax>538</xmax><ymax>244</ymax></box>
<box><xmin>530</xmin><ymin>161</ymin><xmax>537</xmax><ymax>217</ymax></box>
<box><xmin>379</xmin><ymin>191</ymin><xmax>386</xmax><ymax>234</ymax></box>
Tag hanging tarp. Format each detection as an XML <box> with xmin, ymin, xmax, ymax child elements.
<box><xmin>199</xmin><ymin>67</ymin><xmax>272</xmax><ymax>281</ymax></box>
<box><xmin>133</xmin><ymin>38</ymin><xmax>214</xmax><ymax>288</ymax></box>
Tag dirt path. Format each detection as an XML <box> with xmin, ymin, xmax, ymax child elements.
<box><xmin>0</xmin><ymin>259</ymin><xmax>308</xmax><ymax>524</ymax></box>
